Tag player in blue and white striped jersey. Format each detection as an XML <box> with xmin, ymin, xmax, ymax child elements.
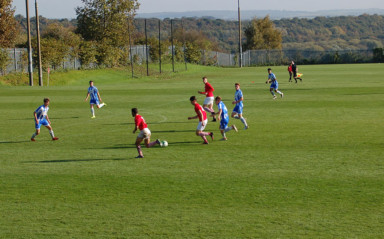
<box><xmin>231</xmin><ymin>83</ymin><xmax>248</xmax><ymax>130</ymax></box>
<box><xmin>85</xmin><ymin>81</ymin><xmax>106</xmax><ymax>118</ymax></box>
<box><xmin>213</xmin><ymin>96</ymin><xmax>238</xmax><ymax>140</ymax></box>
<box><xmin>31</xmin><ymin>98</ymin><xmax>58</xmax><ymax>141</ymax></box>
<box><xmin>266</xmin><ymin>68</ymin><xmax>284</xmax><ymax>99</ymax></box>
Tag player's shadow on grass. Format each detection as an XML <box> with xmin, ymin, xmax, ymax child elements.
<box><xmin>102</xmin><ymin>144</ymin><xmax>137</xmax><ymax>149</ymax></box>
<box><xmin>150</xmin><ymin>121</ymin><xmax>191</xmax><ymax>125</ymax></box>
<box><xmin>151</xmin><ymin>129</ymin><xmax>196</xmax><ymax>133</ymax></box>
<box><xmin>0</xmin><ymin>140</ymin><xmax>30</xmax><ymax>144</ymax></box>
<box><xmin>103</xmin><ymin>123</ymin><xmax>134</xmax><ymax>126</ymax></box>
<box><xmin>27</xmin><ymin>158</ymin><xmax>130</xmax><ymax>163</ymax></box>
<box><xmin>168</xmin><ymin>141</ymin><xmax>203</xmax><ymax>146</ymax></box>
<box><xmin>12</xmin><ymin>116</ymin><xmax>80</xmax><ymax>121</ymax></box>
<box><xmin>49</xmin><ymin>117</ymin><xmax>80</xmax><ymax>119</ymax></box>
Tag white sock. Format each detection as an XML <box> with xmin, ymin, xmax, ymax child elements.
<box><xmin>99</xmin><ymin>103</ymin><xmax>105</xmax><ymax>108</ymax></box>
<box><xmin>240</xmin><ymin>117</ymin><xmax>248</xmax><ymax>127</ymax></box>
<box><xmin>49</xmin><ymin>130</ymin><xmax>55</xmax><ymax>138</ymax></box>
<box><xmin>233</xmin><ymin>115</ymin><xmax>240</xmax><ymax>119</ymax></box>
<box><xmin>31</xmin><ymin>133</ymin><xmax>37</xmax><ymax>139</ymax></box>
<box><xmin>91</xmin><ymin>108</ymin><xmax>95</xmax><ymax>116</ymax></box>
<box><xmin>271</xmin><ymin>91</ymin><xmax>275</xmax><ymax>96</ymax></box>
<box><xmin>222</xmin><ymin>132</ymin><xmax>226</xmax><ymax>138</ymax></box>
<box><xmin>224</xmin><ymin>127</ymin><xmax>232</xmax><ymax>133</ymax></box>
<box><xmin>277</xmin><ymin>90</ymin><xmax>282</xmax><ymax>95</ymax></box>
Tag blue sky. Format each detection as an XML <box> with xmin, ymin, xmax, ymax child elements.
<box><xmin>12</xmin><ymin>0</ymin><xmax>384</xmax><ymax>19</ymax></box>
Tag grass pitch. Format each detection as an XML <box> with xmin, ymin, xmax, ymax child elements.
<box><xmin>0</xmin><ymin>64</ymin><xmax>383</xmax><ymax>238</ymax></box>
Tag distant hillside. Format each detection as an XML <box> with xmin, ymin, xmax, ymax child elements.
<box><xmin>137</xmin><ymin>9</ymin><xmax>384</xmax><ymax>20</ymax></box>
<box><xmin>15</xmin><ymin>14</ymin><xmax>384</xmax><ymax>53</ymax></box>
<box><xmin>134</xmin><ymin>14</ymin><xmax>384</xmax><ymax>52</ymax></box>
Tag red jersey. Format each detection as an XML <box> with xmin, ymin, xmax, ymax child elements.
<box><xmin>202</xmin><ymin>82</ymin><xmax>214</xmax><ymax>97</ymax></box>
<box><xmin>194</xmin><ymin>103</ymin><xmax>207</xmax><ymax>122</ymax></box>
<box><xmin>135</xmin><ymin>114</ymin><xmax>148</xmax><ymax>130</ymax></box>
<box><xmin>288</xmin><ymin>65</ymin><xmax>293</xmax><ymax>72</ymax></box>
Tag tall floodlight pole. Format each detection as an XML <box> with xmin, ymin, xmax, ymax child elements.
<box><xmin>35</xmin><ymin>0</ymin><xmax>43</xmax><ymax>86</ymax></box>
<box><xmin>238</xmin><ymin>0</ymin><xmax>243</xmax><ymax>68</ymax></box>
<box><xmin>26</xmin><ymin>0</ymin><xmax>33</xmax><ymax>86</ymax></box>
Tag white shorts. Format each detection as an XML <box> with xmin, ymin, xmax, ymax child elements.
<box><xmin>203</xmin><ymin>97</ymin><xmax>214</xmax><ymax>105</ymax></box>
<box><xmin>196</xmin><ymin>119</ymin><xmax>208</xmax><ymax>131</ymax></box>
<box><xmin>137</xmin><ymin>128</ymin><xmax>151</xmax><ymax>139</ymax></box>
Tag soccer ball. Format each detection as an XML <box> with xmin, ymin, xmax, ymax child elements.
<box><xmin>161</xmin><ymin>140</ymin><xmax>168</xmax><ymax>147</ymax></box>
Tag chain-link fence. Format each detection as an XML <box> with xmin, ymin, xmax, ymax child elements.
<box><xmin>202</xmin><ymin>49</ymin><xmax>375</xmax><ymax>67</ymax></box>
<box><xmin>0</xmin><ymin>48</ymin><xmax>28</xmax><ymax>75</ymax></box>
<box><xmin>1</xmin><ymin>47</ymin><xmax>378</xmax><ymax>76</ymax></box>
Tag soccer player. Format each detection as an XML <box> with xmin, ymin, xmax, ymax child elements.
<box><xmin>266</xmin><ymin>68</ymin><xmax>284</xmax><ymax>100</ymax></box>
<box><xmin>288</xmin><ymin>62</ymin><xmax>293</xmax><ymax>82</ymax></box>
<box><xmin>198</xmin><ymin>76</ymin><xmax>217</xmax><ymax>122</ymax></box>
<box><xmin>31</xmin><ymin>98</ymin><xmax>59</xmax><ymax>141</ymax></box>
<box><xmin>132</xmin><ymin>108</ymin><xmax>161</xmax><ymax>158</ymax></box>
<box><xmin>231</xmin><ymin>83</ymin><xmax>248</xmax><ymax>130</ymax></box>
<box><xmin>291</xmin><ymin>61</ymin><xmax>303</xmax><ymax>83</ymax></box>
<box><xmin>84</xmin><ymin>80</ymin><xmax>106</xmax><ymax>118</ymax></box>
<box><xmin>213</xmin><ymin>96</ymin><xmax>238</xmax><ymax>140</ymax></box>
<box><xmin>188</xmin><ymin>96</ymin><xmax>214</xmax><ymax>144</ymax></box>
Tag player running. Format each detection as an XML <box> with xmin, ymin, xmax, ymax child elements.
<box><xmin>31</xmin><ymin>98</ymin><xmax>59</xmax><ymax>141</ymax></box>
<box><xmin>198</xmin><ymin>76</ymin><xmax>217</xmax><ymax>122</ymax></box>
<box><xmin>266</xmin><ymin>68</ymin><xmax>284</xmax><ymax>100</ymax></box>
<box><xmin>188</xmin><ymin>96</ymin><xmax>214</xmax><ymax>144</ymax></box>
<box><xmin>213</xmin><ymin>96</ymin><xmax>238</xmax><ymax>140</ymax></box>
<box><xmin>132</xmin><ymin>108</ymin><xmax>162</xmax><ymax>158</ymax></box>
<box><xmin>231</xmin><ymin>83</ymin><xmax>248</xmax><ymax>130</ymax></box>
<box><xmin>84</xmin><ymin>80</ymin><xmax>106</xmax><ymax>118</ymax></box>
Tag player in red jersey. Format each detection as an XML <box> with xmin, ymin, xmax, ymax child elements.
<box><xmin>198</xmin><ymin>76</ymin><xmax>217</xmax><ymax>122</ymax></box>
<box><xmin>288</xmin><ymin>62</ymin><xmax>293</xmax><ymax>82</ymax></box>
<box><xmin>188</xmin><ymin>96</ymin><xmax>214</xmax><ymax>144</ymax></box>
<box><xmin>132</xmin><ymin>108</ymin><xmax>161</xmax><ymax>158</ymax></box>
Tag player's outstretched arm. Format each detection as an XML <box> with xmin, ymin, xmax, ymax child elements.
<box><xmin>212</xmin><ymin>109</ymin><xmax>222</xmax><ymax>117</ymax></box>
<box><xmin>85</xmin><ymin>93</ymin><xmax>90</xmax><ymax>101</ymax></box>
<box><xmin>133</xmin><ymin>125</ymin><xmax>138</xmax><ymax>134</ymax></box>
<box><xmin>97</xmin><ymin>92</ymin><xmax>102</xmax><ymax>102</ymax></box>
<box><xmin>188</xmin><ymin>115</ymin><xmax>198</xmax><ymax>120</ymax></box>
<box><xmin>33</xmin><ymin>112</ymin><xmax>38</xmax><ymax>124</ymax></box>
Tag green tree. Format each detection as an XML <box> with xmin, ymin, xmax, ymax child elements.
<box><xmin>0</xmin><ymin>0</ymin><xmax>19</xmax><ymax>47</ymax></box>
<box><xmin>42</xmin><ymin>23</ymin><xmax>82</xmax><ymax>64</ymax></box>
<box><xmin>79</xmin><ymin>41</ymin><xmax>98</xmax><ymax>67</ymax></box>
<box><xmin>76</xmin><ymin>0</ymin><xmax>139</xmax><ymax>47</ymax></box>
<box><xmin>244</xmin><ymin>15</ymin><xmax>282</xmax><ymax>50</ymax></box>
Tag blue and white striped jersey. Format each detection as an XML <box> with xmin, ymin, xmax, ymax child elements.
<box><xmin>234</xmin><ymin>89</ymin><xmax>243</xmax><ymax>107</ymax></box>
<box><xmin>88</xmin><ymin>86</ymin><xmax>99</xmax><ymax>101</ymax></box>
<box><xmin>35</xmin><ymin>105</ymin><xmax>49</xmax><ymax>121</ymax></box>
<box><xmin>269</xmin><ymin>73</ymin><xmax>277</xmax><ymax>82</ymax></box>
<box><xmin>217</xmin><ymin>101</ymin><xmax>229</xmax><ymax>121</ymax></box>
